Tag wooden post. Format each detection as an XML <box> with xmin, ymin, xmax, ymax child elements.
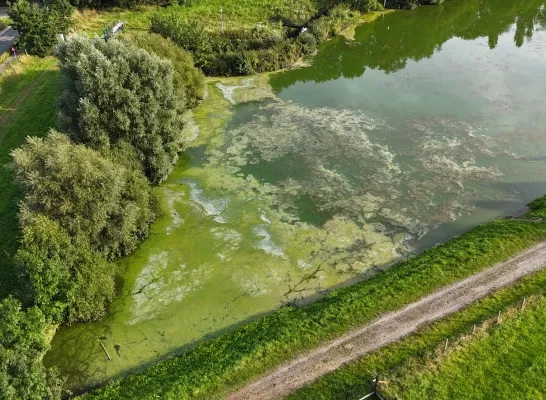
<box><xmin>497</xmin><ymin>311</ymin><xmax>501</xmax><ymax>325</ymax></box>
<box><xmin>100</xmin><ymin>341</ymin><xmax>112</xmax><ymax>361</ymax></box>
<box><xmin>444</xmin><ymin>338</ymin><xmax>449</xmax><ymax>351</ymax></box>
<box><xmin>521</xmin><ymin>297</ymin><xmax>526</xmax><ymax>311</ymax></box>
<box><xmin>472</xmin><ymin>324</ymin><xmax>476</xmax><ymax>334</ymax></box>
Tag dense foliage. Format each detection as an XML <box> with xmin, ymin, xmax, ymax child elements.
<box><xmin>148</xmin><ymin>0</ymin><xmax>386</xmax><ymax>76</ymax></box>
<box><xmin>8</xmin><ymin>0</ymin><xmax>73</xmax><ymax>57</ymax></box>
<box><xmin>151</xmin><ymin>14</ymin><xmax>319</xmax><ymax>76</ymax></box>
<box><xmin>0</xmin><ymin>297</ymin><xmax>63</xmax><ymax>400</ymax></box>
<box><xmin>11</xmin><ymin>131</ymin><xmax>155</xmax><ymax>321</ymax></box>
<box><xmin>85</xmin><ymin>200</ymin><xmax>546</xmax><ymax>399</ymax></box>
<box><xmin>56</xmin><ymin>36</ymin><xmax>184</xmax><ymax>184</ymax></box>
<box><xmin>121</xmin><ymin>32</ymin><xmax>205</xmax><ymax>109</ymax></box>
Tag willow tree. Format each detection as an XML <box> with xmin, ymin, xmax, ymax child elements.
<box><xmin>11</xmin><ymin>131</ymin><xmax>155</xmax><ymax>322</ymax></box>
<box><xmin>55</xmin><ymin>36</ymin><xmax>184</xmax><ymax>184</ymax></box>
<box><xmin>11</xmin><ymin>131</ymin><xmax>155</xmax><ymax>260</ymax></box>
<box><xmin>0</xmin><ymin>297</ymin><xmax>63</xmax><ymax>399</ymax></box>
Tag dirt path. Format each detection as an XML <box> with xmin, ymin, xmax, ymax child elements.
<box><xmin>226</xmin><ymin>241</ymin><xmax>546</xmax><ymax>400</ymax></box>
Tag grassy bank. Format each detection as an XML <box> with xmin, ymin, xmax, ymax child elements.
<box><xmin>0</xmin><ymin>56</ymin><xmax>60</xmax><ymax>299</ymax></box>
<box><xmin>382</xmin><ymin>294</ymin><xmax>546</xmax><ymax>399</ymax></box>
<box><xmin>83</xmin><ymin>200</ymin><xmax>546</xmax><ymax>399</ymax></box>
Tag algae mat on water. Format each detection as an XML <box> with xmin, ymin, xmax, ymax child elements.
<box><xmin>45</xmin><ymin>0</ymin><xmax>546</xmax><ymax>392</ymax></box>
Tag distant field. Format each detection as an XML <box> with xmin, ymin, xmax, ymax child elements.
<box><xmin>73</xmin><ymin>0</ymin><xmax>316</xmax><ymax>35</ymax></box>
<box><xmin>0</xmin><ymin>56</ymin><xmax>60</xmax><ymax>298</ymax></box>
<box><xmin>383</xmin><ymin>296</ymin><xmax>546</xmax><ymax>399</ymax></box>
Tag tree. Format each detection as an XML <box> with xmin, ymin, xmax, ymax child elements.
<box><xmin>122</xmin><ymin>32</ymin><xmax>205</xmax><ymax>109</ymax></box>
<box><xmin>14</xmin><ymin>211</ymin><xmax>116</xmax><ymax>323</ymax></box>
<box><xmin>55</xmin><ymin>36</ymin><xmax>184</xmax><ymax>184</ymax></box>
<box><xmin>8</xmin><ymin>0</ymin><xmax>73</xmax><ymax>57</ymax></box>
<box><xmin>0</xmin><ymin>297</ymin><xmax>63</xmax><ymax>400</ymax></box>
<box><xmin>11</xmin><ymin>131</ymin><xmax>155</xmax><ymax>260</ymax></box>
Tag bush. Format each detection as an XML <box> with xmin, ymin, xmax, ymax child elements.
<box><xmin>151</xmin><ymin>14</ymin><xmax>308</xmax><ymax>76</ymax></box>
<box><xmin>151</xmin><ymin>13</ymin><xmax>213</xmax><ymax>69</ymax></box>
<box><xmin>317</xmin><ymin>0</ymin><xmax>382</xmax><ymax>12</ymax></box>
<box><xmin>55</xmin><ymin>36</ymin><xmax>184</xmax><ymax>184</ymax></box>
<box><xmin>15</xmin><ymin>211</ymin><xmax>117</xmax><ymax>323</ymax></box>
<box><xmin>122</xmin><ymin>31</ymin><xmax>204</xmax><ymax>109</ymax></box>
<box><xmin>8</xmin><ymin>0</ymin><xmax>73</xmax><ymax>57</ymax></box>
<box><xmin>297</xmin><ymin>31</ymin><xmax>317</xmax><ymax>54</ymax></box>
<box><xmin>11</xmin><ymin>131</ymin><xmax>157</xmax><ymax>322</ymax></box>
<box><xmin>0</xmin><ymin>297</ymin><xmax>64</xmax><ymax>400</ymax></box>
<box><xmin>308</xmin><ymin>18</ymin><xmax>330</xmax><ymax>43</ymax></box>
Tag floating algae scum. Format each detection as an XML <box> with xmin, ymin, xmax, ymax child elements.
<box><xmin>44</xmin><ymin>0</ymin><xmax>546</xmax><ymax>392</ymax></box>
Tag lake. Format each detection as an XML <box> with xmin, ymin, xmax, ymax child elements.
<box><xmin>44</xmin><ymin>0</ymin><xmax>546</xmax><ymax>391</ymax></box>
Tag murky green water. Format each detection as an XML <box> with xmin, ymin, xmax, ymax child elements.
<box><xmin>44</xmin><ymin>0</ymin><xmax>546</xmax><ymax>391</ymax></box>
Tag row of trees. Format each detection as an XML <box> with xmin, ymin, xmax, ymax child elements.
<box><xmin>1</xmin><ymin>36</ymin><xmax>203</xmax><ymax>399</ymax></box>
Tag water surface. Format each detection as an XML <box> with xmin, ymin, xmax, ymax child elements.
<box><xmin>44</xmin><ymin>0</ymin><xmax>546</xmax><ymax>390</ymax></box>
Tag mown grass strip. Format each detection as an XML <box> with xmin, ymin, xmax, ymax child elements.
<box><xmin>0</xmin><ymin>56</ymin><xmax>60</xmax><ymax>299</ymax></box>
<box><xmin>382</xmin><ymin>294</ymin><xmax>546</xmax><ymax>399</ymax></box>
<box><xmin>84</xmin><ymin>201</ymin><xmax>546</xmax><ymax>399</ymax></box>
<box><xmin>288</xmin><ymin>261</ymin><xmax>546</xmax><ymax>399</ymax></box>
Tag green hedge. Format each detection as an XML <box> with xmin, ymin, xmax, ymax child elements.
<box><xmin>150</xmin><ymin>14</ymin><xmax>317</xmax><ymax>76</ymax></box>
<box><xmin>84</xmin><ymin>198</ymin><xmax>546</xmax><ymax>399</ymax></box>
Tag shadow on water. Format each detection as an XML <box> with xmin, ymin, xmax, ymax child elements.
<box><xmin>68</xmin><ymin>254</ymin><xmax>401</xmax><ymax>398</ymax></box>
<box><xmin>66</xmin><ymin>308</ymin><xmax>273</xmax><ymax>396</ymax></box>
<box><xmin>413</xmin><ymin>180</ymin><xmax>546</xmax><ymax>251</ymax></box>
<box><xmin>269</xmin><ymin>0</ymin><xmax>546</xmax><ymax>90</ymax></box>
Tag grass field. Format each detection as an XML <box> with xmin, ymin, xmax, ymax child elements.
<box><xmin>73</xmin><ymin>0</ymin><xmax>316</xmax><ymax>35</ymax></box>
<box><xmin>381</xmin><ymin>295</ymin><xmax>546</xmax><ymax>399</ymax></box>
<box><xmin>0</xmin><ymin>56</ymin><xmax>60</xmax><ymax>299</ymax></box>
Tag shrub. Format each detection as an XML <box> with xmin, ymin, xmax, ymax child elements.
<box><xmin>14</xmin><ymin>212</ymin><xmax>116</xmax><ymax>323</ymax></box>
<box><xmin>151</xmin><ymin>13</ymin><xmax>213</xmax><ymax>69</ymax></box>
<box><xmin>308</xmin><ymin>17</ymin><xmax>330</xmax><ymax>43</ymax></box>
<box><xmin>55</xmin><ymin>36</ymin><xmax>184</xmax><ymax>184</ymax></box>
<box><xmin>297</xmin><ymin>30</ymin><xmax>317</xmax><ymax>54</ymax></box>
<box><xmin>0</xmin><ymin>297</ymin><xmax>63</xmax><ymax>400</ymax></box>
<box><xmin>151</xmin><ymin>13</ymin><xmax>308</xmax><ymax>76</ymax></box>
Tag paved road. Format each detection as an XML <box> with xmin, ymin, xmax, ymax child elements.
<box><xmin>0</xmin><ymin>26</ymin><xmax>16</xmax><ymax>54</ymax></box>
<box><xmin>226</xmin><ymin>241</ymin><xmax>546</xmax><ymax>400</ymax></box>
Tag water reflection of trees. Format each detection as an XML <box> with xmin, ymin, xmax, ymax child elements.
<box><xmin>271</xmin><ymin>0</ymin><xmax>546</xmax><ymax>88</ymax></box>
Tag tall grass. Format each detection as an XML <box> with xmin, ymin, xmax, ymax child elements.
<box><xmin>84</xmin><ymin>211</ymin><xmax>546</xmax><ymax>399</ymax></box>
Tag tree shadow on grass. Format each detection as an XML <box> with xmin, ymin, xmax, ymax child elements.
<box><xmin>0</xmin><ymin>64</ymin><xmax>60</xmax><ymax>301</ymax></box>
